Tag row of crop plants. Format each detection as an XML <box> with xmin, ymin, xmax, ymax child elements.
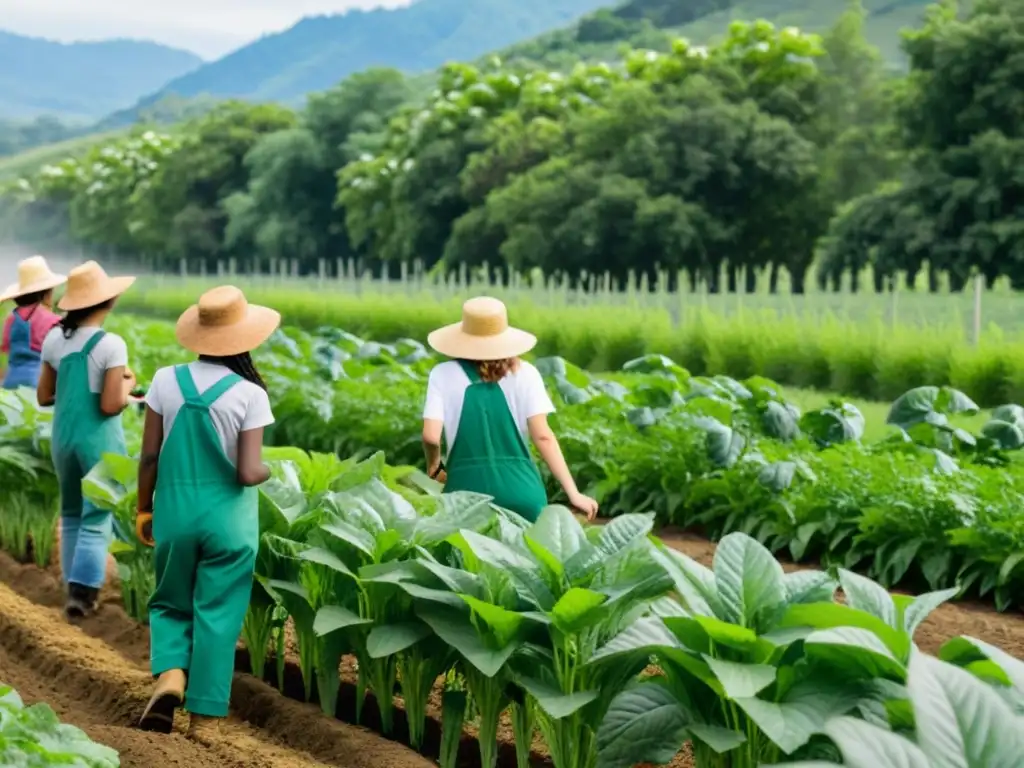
<box><xmin>117</xmin><ymin>283</ymin><xmax>1024</xmax><ymax>407</ymax></box>
<box><xmin>99</xmin><ymin>315</ymin><xmax>1024</xmax><ymax>612</ymax></box>
<box><xmin>0</xmin><ymin>390</ymin><xmax>1023</xmax><ymax>767</ymax></box>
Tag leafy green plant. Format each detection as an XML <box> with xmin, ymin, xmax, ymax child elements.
<box><xmin>0</xmin><ymin>684</ymin><xmax>120</xmax><ymax>767</ymax></box>
<box><xmin>594</xmin><ymin>533</ymin><xmax>960</xmax><ymax>768</ymax></box>
<box><xmin>82</xmin><ymin>453</ymin><xmax>153</xmax><ymax>622</ymax></box>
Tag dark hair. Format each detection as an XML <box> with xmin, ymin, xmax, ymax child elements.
<box><xmin>60</xmin><ymin>299</ymin><xmax>115</xmax><ymax>339</ymax></box>
<box><xmin>199</xmin><ymin>353</ymin><xmax>267</xmax><ymax>391</ymax></box>
<box><xmin>14</xmin><ymin>290</ymin><xmax>48</xmax><ymax>307</ymax></box>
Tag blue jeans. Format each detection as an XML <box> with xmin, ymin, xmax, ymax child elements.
<box><xmin>60</xmin><ymin>512</ymin><xmax>112</xmax><ymax>589</ymax></box>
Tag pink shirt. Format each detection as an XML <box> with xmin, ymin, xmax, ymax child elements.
<box><xmin>1</xmin><ymin>305</ymin><xmax>61</xmax><ymax>354</ymax></box>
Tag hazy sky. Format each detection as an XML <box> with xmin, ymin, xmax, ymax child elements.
<box><xmin>0</xmin><ymin>0</ymin><xmax>412</xmax><ymax>59</ymax></box>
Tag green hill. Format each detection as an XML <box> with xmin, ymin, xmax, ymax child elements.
<box><xmin>502</xmin><ymin>0</ymin><xmax>932</xmax><ymax>70</ymax></box>
<box><xmin>107</xmin><ymin>0</ymin><xmax>613</xmax><ymax>126</ymax></box>
<box><xmin>0</xmin><ymin>30</ymin><xmax>203</xmax><ymax>121</ymax></box>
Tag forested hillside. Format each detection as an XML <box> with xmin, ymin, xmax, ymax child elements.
<box><xmin>0</xmin><ymin>30</ymin><xmax>202</xmax><ymax>120</ymax></box>
<box><xmin>5</xmin><ymin>0</ymin><xmax>1019</xmax><ymax>299</ymax></box>
<box><xmin>503</xmin><ymin>0</ymin><xmax>931</xmax><ymax>69</ymax></box>
<box><xmin>111</xmin><ymin>0</ymin><xmax>611</xmax><ymax>124</ymax></box>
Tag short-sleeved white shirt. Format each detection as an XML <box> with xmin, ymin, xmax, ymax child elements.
<box><xmin>145</xmin><ymin>361</ymin><xmax>275</xmax><ymax>466</ymax></box>
<box><xmin>422</xmin><ymin>360</ymin><xmax>555</xmax><ymax>457</ymax></box>
<box><xmin>41</xmin><ymin>326</ymin><xmax>129</xmax><ymax>394</ymax></box>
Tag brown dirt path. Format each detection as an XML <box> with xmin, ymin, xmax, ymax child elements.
<box><xmin>0</xmin><ymin>563</ymin><xmax>433</xmax><ymax>768</ymax></box>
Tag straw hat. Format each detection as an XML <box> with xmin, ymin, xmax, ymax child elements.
<box><xmin>58</xmin><ymin>261</ymin><xmax>136</xmax><ymax>311</ymax></box>
<box><xmin>176</xmin><ymin>285</ymin><xmax>280</xmax><ymax>356</ymax></box>
<box><xmin>0</xmin><ymin>256</ymin><xmax>67</xmax><ymax>303</ymax></box>
<box><xmin>427</xmin><ymin>297</ymin><xmax>536</xmax><ymax>361</ymax></box>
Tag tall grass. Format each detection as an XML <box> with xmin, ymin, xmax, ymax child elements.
<box><xmin>111</xmin><ymin>266</ymin><xmax>1024</xmax><ymax>408</ymax></box>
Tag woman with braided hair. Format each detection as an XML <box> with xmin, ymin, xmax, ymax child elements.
<box><xmin>135</xmin><ymin>285</ymin><xmax>279</xmax><ymax>742</ymax></box>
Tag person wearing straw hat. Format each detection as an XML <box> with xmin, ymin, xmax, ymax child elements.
<box><xmin>0</xmin><ymin>256</ymin><xmax>66</xmax><ymax>389</ymax></box>
<box><xmin>36</xmin><ymin>260</ymin><xmax>137</xmax><ymax>620</ymax></box>
<box><xmin>135</xmin><ymin>285</ymin><xmax>279</xmax><ymax>741</ymax></box>
<box><xmin>423</xmin><ymin>296</ymin><xmax>598</xmax><ymax>523</ymax></box>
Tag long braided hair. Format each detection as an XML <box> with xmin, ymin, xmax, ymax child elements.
<box><xmin>199</xmin><ymin>353</ymin><xmax>267</xmax><ymax>391</ymax></box>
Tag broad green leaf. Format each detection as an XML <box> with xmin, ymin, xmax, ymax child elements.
<box><xmin>821</xmin><ymin>715</ymin><xmax>930</xmax><ymax>768</ymax></box>
<box><xmin>703</xmin><ymin>657</ymin><xmax>776</xmax><ymax>699</ymax></box>
<box><xmin>736</xmin><ymin>679</ymin><xmax>863</xmax><ymax>754</ymax></box>
<box><xmin>517</xmin><ymin>676</ymin><xmax>598</xmax><ymax>718</ymax></box>
<box><xmin>550</xmin><ymin>587</ymin><xmax>607</xmax><ymax>633</ymax></box>
<box><xmin>650</xmin><ymin>545</ymin><xmax>717</xmax><ymax>616</ymax></box>
<box><xmin>784</xmin><ymin>571</ymin><xmax>838</xmax><ymax>604</ymax></box>
<box><xmin>299</xmin><ymin>546</ymin><xmax>355</xmax><ymax>577</ymax></box>
<box><xmin>596</xmin><ymin>682</ymin><xmax>693</xmax><ymax>768</ymax></box>
<box><xmin>413</xmin><ymin>491</ymin><xmax>493</xmax><ymax>545</ymax></box>
<box><xmin>896</xmin><ymin>586</ymin><xmax>959</xmax><ymax>637</ymax></box>
<box><xmin>664</xmin><ymin>615</ymin><xmax>764</xmax><ymax>654</ymax></box>
<box><xmin>838</xmin><ymin>569</ymin><xmax>898</xmax><ymax>630</ymax></box>
<box><xmin>713</xmin><ymin>533</ymin><xmax>786</xmax><ymax>629</ymax></box>
<box><xmin>366</xmin><ymin>622</ymin><xmax>432</xmax><ymax>658</ymax></box>
<box><xmin>940</xmin><ymin>636</ymin><xmax>1024</xmax><ymax>693</ymax></box>
<box><xmin>313</xmin><ymin>605</ymin><xmax>371</xmax><ymax>636</ymax></box>
<box><xmin>688</xmin><ymin>723</ymin><xmax>747</xmax><ymax>753</ymax></box>
<box><xmin>417</xmin><ymin>604</ymin><xmax>518</xmax><ymax>678</ymax></box>
<box><xmin>909</xmin><ymin>652</ymin><xmax>1024</xmax><ymax>768</ymax></box>
<box><xmin>460</xmin><ymin>594</ymin><xmax>526</xmax><ymax>647</ymax></box>
<box><xmin>780</xmin><ymin>602</ymin><xmax>907</xmax><ymax>658</ymax></box>
<box><xmin>320</xmin><ymin>518</ymin><xmax>376</xmax><ymax>558</ymax></box>
<box><xmin>805</xmin><ymin>627</ymin><xmax>906</xmax><ymax>681</ymax></box>
<box><xmin>590</xmin><ymin>616</ymin><xmax>681</xmax><ymax>663</ymax></box>
<box><xmin>526</xmin><ymin>504</ymin><xmax>588</xmax><ymax>564</ymax></box>
<box><xmin>594</xmin><ymin>513</ymin><xmax>655</xmax><ymax>559</ymax></box>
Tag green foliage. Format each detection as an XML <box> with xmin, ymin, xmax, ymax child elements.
<box><xmin>0</xmin><ymin>684</ymin><xmax>120</xmax><ymax>766</ymax></box>
<box><xmin>821</xmin><ymin>0</ymin><xmax>1024</xmax><ymax>291</ymax></box>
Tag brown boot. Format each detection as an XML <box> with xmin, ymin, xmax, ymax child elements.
<box><xmin>186</xmin><ymin>714</ymin><xmax>221</xmax><ymax>745</ymax></box>
<box><xmin>139</xmin><ymin>669</ymin><xmax>186</xmax><ymax>733</ymax></box>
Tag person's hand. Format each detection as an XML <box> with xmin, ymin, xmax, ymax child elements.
<box><xmin>568</xmin><ymin>491</ymin><xmax>599</xmax><ymax>521</ymax></box>
<box><xmin>135</xmin><ymin>512</ymin><xmax>155</xmax><ymax>547</ymax></box>
<box><xmin>123</xmin><ymin>368</ymin><xmax>137</xmax><ymax>394</ymax></box>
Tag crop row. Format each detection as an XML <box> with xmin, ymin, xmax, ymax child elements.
<box><xmin>1</xmin><ymin>396</ymin><xmax>1023</xmax><ymax>767</ymax></box>
<box><xmin>116</xmin><ymin>282</ymin><xmax>1024</xmax><ymax>407</ymax></box>
<box><xmin>85</xmin><ymin>315</ymin><xmax>1024</xmax><ymax>612</ymax></box>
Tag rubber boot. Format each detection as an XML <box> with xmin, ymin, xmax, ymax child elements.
<box><xmin>64</xmin><ymin>583</ymin><xmax>99</xmax><ymax>621</ymax></box>
<box><xmin>186</xmin><ymin>714</ymin><xmax>222</xmax><ymax>745</ymax></box>
<box><xmin>139</xmin><ymin>669</ymin><xmax>186</xmax><ymax>733</ymax></box>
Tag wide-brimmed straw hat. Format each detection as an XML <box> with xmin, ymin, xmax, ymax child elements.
<box><xmin>176</xmin><ymin>285</ymin><xmax>281</xmax><ymax>356</ymax></box>
<box><xmin>58</xmin><ymin>260</ymin><xmax>136</xmax><ymax>311</ymax></box>
<box><xmin>0</xmin><ymin>256</ymin><xmax>67</xmax><ymax>303</ymax></box>
<box><xmin>427</xmin><ymin>297</ymin><xmax>536</xmax><ymax>361</ymax></box>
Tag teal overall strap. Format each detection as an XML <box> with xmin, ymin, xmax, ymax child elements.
<box><xmin>198</xmin><ymin>373</ymin><xmax>242</xmax><ymax>408</ymax></box>
<box><xmin>457</xmin><ymin>360</ymin><xmax>482</xmax><ymax>384</ymax></box>
<box><xmin>174</xmin><ymin>365</ymin><xmax>201</xmax><ymax>403</ymax></box>
<box><xmin>80</xmin><ymin>330</ymin><xmax>106</xmax><ymax>356</ymax></box>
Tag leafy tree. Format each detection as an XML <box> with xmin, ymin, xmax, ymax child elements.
<box><xmin>131</xmin><ymin>102</ymin><xmax>296</xmax><ymax>268</ymax></box>
<box><xmin>821</xmin><ymin>0</ymin><xmax>1024</xmax><ymax>291</ymax></box>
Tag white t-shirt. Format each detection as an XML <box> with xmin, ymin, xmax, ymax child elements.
<box><xmin>145</xmin><ymin>361</ymin><xmax>275</xmax><ymax>465</ymax></box>
<box><xmin>41</xmin><ymin>326</ymin><xmax>129</xmax><ymax>394</ymax></box>
<box><xmin>422</xmin><ymin>360</ymin><xmax>555</xmax><ymax>457</ymax></box>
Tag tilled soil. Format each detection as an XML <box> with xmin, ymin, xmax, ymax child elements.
<box><xmin>0</xmin><ymin>554</ymin><xmax>433</xmax><ymax>768</ymax></box>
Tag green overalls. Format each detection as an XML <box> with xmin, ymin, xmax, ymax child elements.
<box><xmin>148</xmin><ymin>366</ymin><xmax>259</xmax><ymax>718</ymax></box>
<box><xmin>442</xmin><ymin>360</ymin><xmax>548</xmax><ymax>522</ymax></box>
<box><xmin>51</xmin><ymin>330</ymin><xmax>127</xmax><ymax>589</ymax></box>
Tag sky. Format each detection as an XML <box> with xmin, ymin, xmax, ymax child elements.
<box><xmin>0</xmin><ymin>0</ymin><xmax>413</xmax><ymax>59</ymax></box>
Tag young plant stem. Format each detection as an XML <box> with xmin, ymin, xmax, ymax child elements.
<box><xmin>464</xmin><ymin>666</ymin><xmax>508</xmax><ymax>768</ymax></box>
<box><xmin>241</xmin><ymin>603</ymin><xmax>275</xmax><ymax>680</ymax></box>
<box><xmin>511</xmin><ymin>700</ymin><xmax>535</xmax><ymax>768</ymax></box>
<box><xmin>439</xmin><ymin>690</ymin><xmax>468</xmax><ymax>768</ymax></box>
